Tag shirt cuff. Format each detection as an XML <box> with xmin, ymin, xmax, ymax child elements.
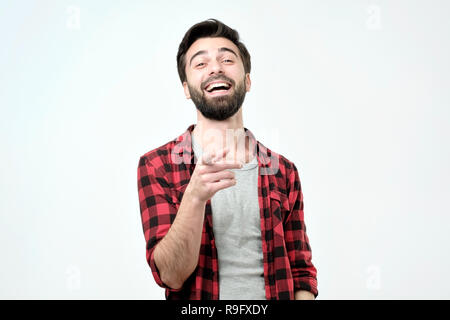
<box><xmin>293</xmin><ymin>276</ymin><xmax>318</xmax><ymax>298</ymax></box>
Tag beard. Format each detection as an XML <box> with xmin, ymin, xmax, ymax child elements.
<box><xmin>187</xmin><ymin>75</ymin><xmax>247</xmax><ymax>121</ymax></box>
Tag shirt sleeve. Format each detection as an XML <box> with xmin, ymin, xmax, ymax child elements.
<box><xmin>137</xmin><ymin>155</ymin><xmax>183</xmax><ymax>293</ymax></box>
<box><xmin>284</xmin><ymin>163</ymin><xmax>318</xmax><ymax>298</ymax></box>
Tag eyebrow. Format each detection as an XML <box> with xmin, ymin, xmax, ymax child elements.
<box><xmin>189</xmin><ymin>47</ymin><xmax>238</xmax><ymax>66</ymax></box>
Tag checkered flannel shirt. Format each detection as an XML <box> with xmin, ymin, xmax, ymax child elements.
<box><xmin>137</xmin><ymin>124</ymin><xmax>318</xmax><ymax>299</ymax></box>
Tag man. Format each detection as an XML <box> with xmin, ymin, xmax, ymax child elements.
<box><xmin>137</xmin><ymin>19</ymin><xmax>318</xmax><ymax>300</ymax></box>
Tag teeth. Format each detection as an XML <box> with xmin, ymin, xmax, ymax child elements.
<box><xmin>206</xmin><ymin>82</ymin><xmax>230</xmax><ymax>91</ymax></box>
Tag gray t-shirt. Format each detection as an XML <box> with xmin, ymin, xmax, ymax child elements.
<box><xmin>192</xmin><ymin>135</ymin><xmax>266</xmax><ymax>300</ymax></box>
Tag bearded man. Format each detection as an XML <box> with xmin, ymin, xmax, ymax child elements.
<box><xmin>137</xmin><ymin>18</ymin><xmax>318</xmax><ymax>300</ymax></box>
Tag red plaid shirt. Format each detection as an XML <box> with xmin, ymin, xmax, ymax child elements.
<box><xmin>137</xmin><ymin>124</ymin><xmax>318</xmax><ymax>299</ymax></box>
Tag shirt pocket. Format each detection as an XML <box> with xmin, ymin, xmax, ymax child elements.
<box><xmin>269</xmin><ymin>189</ymin><xmax>290</xmax><ymax>226</ymax></box>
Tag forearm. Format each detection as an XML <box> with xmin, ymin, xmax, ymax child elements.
<box><xmin>294</xmin><ymin>290</ymin><xmax>315</xmax><ymax>300</ymax></box>
<box><xmin>153</xmin><ymin>189</ymin><xmax>206</xmax><ymax>289</ymax></box>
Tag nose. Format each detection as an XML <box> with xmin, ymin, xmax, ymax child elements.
<box><xmin>208</xmin><ymin>59</ymin><xmax>224</xmax><ymax>76</ymax></box>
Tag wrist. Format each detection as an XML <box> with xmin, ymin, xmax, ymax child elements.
<box><xmin>183</xmin><ymin>185</ymin><xmax>206</xmax><ymax>206</ymax></box>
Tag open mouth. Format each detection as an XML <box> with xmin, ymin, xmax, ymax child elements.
<box><xmin>204</xmin><ymin>81</ymin><xmax>232</xmax><ymax>96</ymax></box>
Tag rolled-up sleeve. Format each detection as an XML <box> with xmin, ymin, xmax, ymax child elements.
<box><xmin>137</xmin><ymin>156</ymin><xmax>182</xmax><ymax>293</ymax></box>
<box><xmin>284</xmin><ymin>163</ymin><xmax>318</xmax><ymax>297</ymax></box>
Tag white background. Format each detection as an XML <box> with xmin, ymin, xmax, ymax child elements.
<box><xmin>1</xmin><ymin>0</ymin><xmax>449</xmax><ymax>299</ymax></box>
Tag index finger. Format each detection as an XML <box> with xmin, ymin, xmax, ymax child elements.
<box><xmin>206</xmin><ymin>160</ymin><xmax>243</xmax><ymax>172</ymax></box>
<box><xmin>200</xmin><ymin>150</ymin><xmax>215</xmax><ymax>166</ymax></box>
<box><xmin>210</xmin><ymin>146</ymin><xmax>231</xmax><ymax>163</ymax></box>
<box><xmin>201</xmin><ymin>147</ymin><xmax>231</xmax><ymax>166</ymax></box>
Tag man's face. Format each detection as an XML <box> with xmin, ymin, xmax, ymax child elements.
<box><xmin>183</xmin><ymin>37</ymin><xmax>251</xmax><ymax>121</ymax></box>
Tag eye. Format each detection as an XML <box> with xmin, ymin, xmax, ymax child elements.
<box><xmin>223</xmin><ymin>59</ymin><xmax>233</xmax><ymax>63</ymax></box>
<box><xmin>196</xmin><ymin>62</ymin><xmax>205</xmax><ymax>67</ymax></box>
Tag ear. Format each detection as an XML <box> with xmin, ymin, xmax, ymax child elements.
<box><xmin>183</xmin><ymin>81</ymin><xmax>191</xmax><ymax>99</ymax></box>
<box><xmin>245</xmin><ymin>73</ymin><xmax>251</xmax><ymax>92</ymax></box>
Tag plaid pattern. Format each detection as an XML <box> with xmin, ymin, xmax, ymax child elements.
<box><xmin>137</xmin><ymin>124</ymin><xmax>318</xmax><ymax>299</ymax></box>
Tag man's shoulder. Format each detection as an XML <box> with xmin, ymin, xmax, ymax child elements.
<box><xmin>260</xmin><ymin>141</ymin><xmax>298</xmax><ymax>175</ymax></box>
<box><xmin>139</xmin><ymin>124</ymin><xmax>195</xmax><ymax>167</ymax></box>
<box><xmin>276</xmin><ymin>151</ymin><xmax>297</xmax><ymax>171</ymax></box>
<box><xmin>138</xmin><ymin>137</ymin><xmax>179</xmax><ymax>168</ymax></box>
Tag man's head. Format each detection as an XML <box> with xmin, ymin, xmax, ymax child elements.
<box><xmin>176</xmin><ymin>19</ymin><xmax>252</xmax><ymax>121</ymax></box>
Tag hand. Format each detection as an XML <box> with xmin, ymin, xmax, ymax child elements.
<box><xmin>185</xmin><ymin>147</ymin><xmax>243</xmax><ymax>203</ymax></box>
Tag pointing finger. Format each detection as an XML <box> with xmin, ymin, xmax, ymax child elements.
<box><xmin>211</xmin><ymin>146</ymin><xmax>230</xmax><ymax>163</ymax></box>
<box><xmin>200</xmin><ymin>149</ymin><xmax>216</xmax><ymax>166</ymax></box>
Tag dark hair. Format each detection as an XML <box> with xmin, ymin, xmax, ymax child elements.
<box><xmin>176</xmin><ymin>18</ymin><xmax>251</xmax><ymax>84</ymax></box>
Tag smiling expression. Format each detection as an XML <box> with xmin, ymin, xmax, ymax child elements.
<box><xmin>183</xmin><ymin>37</ymin><xmax>251</xmax><ymax>120</ymax></box>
